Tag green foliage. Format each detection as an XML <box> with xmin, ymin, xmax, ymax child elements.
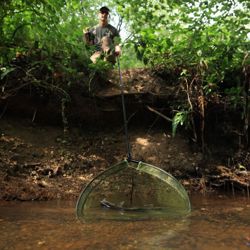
<box><xmin>87</xmin><ymin>59</ymin><xmax>114</xmax><ymax>91</ymax></box>
<box><xmin>0</xmin><ymin>66</ymin><xmax>15</xmax><ymax>80</ymax></box>
<box><xmin>0</xmin><ymin>0</ymin><xmax>111</xmax><ymax>130</ymax></box>
<box><xmin>224</xmin><ymin>86</ymin><xmax>243</xmax><ymax>109</ymax></box>
<box><xmin>119</xmin><ymin>43</ymin><xmax>145</xmax><ymax>69</ymax></box>
<box><xmin>0</xmin><ymin>0</ymin><xmax>106</xmax><ymax>67</ymax></box>
<box><xmin>117</xmin><ymin>0</ymin><xmax>249</xmax><ymax>71</ymax></box>
<box><xmin>0</xmin><ymin>0</ymin><xmax>249</xmax><ymax>147</ymax></box>
<box><xmin>0</xmin><ymin>0</ymin><xmax>115</xmax><ymax>100</ymax></box>
<box><xmin>172</xmin><ymin>111</ymin><xmax>189</xmax><ymax>137</ymax></box>
<box><xmin>114</xmin><ymin>0</ymin><xmax>249</xmax><ymax>145</ymax></box>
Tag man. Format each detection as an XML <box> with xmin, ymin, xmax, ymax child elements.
<box><xmin>83</xmin><ymin>6</ymin><xmax>121</xmax><ymax>64</ymax></box>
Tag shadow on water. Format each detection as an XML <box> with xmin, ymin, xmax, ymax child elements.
<box><xmin>0</xmin><ymin>194</ymin><xmax>249</xmax><ymax>249</ymax></box>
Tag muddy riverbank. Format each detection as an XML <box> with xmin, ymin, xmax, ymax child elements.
<box><xmin>0</xmin><ymin>118</ymin><xmax>249</xmax><ymax>201</ymax></box>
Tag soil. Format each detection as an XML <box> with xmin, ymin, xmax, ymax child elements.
<box><xmin>0</xmin><ymin>117</ymin><xmax>194</xmax><ymax>201</ymax></box>
<box><xmin>0</xmin><ymin>68</ymin><xmax>249</xmax><ymax>201</ymax></box>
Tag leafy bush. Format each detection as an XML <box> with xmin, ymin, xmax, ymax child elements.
<box><xmin>115</xmin><ymin>0</ymin><xmax>249</xmax><ymax>149</ymax></box>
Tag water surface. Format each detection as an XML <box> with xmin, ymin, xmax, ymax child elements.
<box><xmin>0</xmin><ymin>194</ymin><xmax>249</xmax><ymax>250</ymax></box>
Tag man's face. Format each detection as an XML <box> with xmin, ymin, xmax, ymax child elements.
<box><xmin>99</xmin><ymin>11</ymin><xmax>108</xmax><ymax>22</ymax></box>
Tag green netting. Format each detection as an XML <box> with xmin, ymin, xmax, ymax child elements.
<box><xmin>76</xmin><ymin>160</ymin><xmax>191</xmax><ymax>221</ymax></box>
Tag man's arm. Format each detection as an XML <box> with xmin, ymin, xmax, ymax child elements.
<box><xmin>83</xmin><ymin>28</ymin><xmax>94</xmax><ymax>45</ymax></box>
<box><xmin>113</xmin><ymin>33</ymin><xmax>122</xmax><ymax>56</ymax></box>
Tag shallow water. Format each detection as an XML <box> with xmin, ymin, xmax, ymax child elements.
<box><xmin>0</xmin><ymin>194</ymin><xmax>249</xmax><ymax>250</ymax></box>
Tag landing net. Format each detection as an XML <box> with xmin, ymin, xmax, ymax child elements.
<box><xmin>76</xmin><ymin>160</ymin><xmax>191</xmax><ymax>221</ymax></box>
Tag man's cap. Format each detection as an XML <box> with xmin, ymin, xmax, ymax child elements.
<box><xmin>99</xmin><ymin>6</ymin><xmax>110</xmax><ymax>13</ymax></box>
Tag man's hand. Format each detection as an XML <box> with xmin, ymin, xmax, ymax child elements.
<box><xmin>83</xmin><ymin>27</ymin><xmax>90</xmax><ymax>34</ymax></box>
<box><xmin>115</xmin><ymin>45</ymin><xmax>122</xmax><ymax>57</ymax></box>
<box><xmin>83</xmin><ymin>28</ymin><xmax>93</xmax><ymax>45</ymax></box>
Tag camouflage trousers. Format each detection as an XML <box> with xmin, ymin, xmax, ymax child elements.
<box><xmin>90</xmin><ymin>36</ymin><xmax>116</xmax><ymax>65</ymax></box>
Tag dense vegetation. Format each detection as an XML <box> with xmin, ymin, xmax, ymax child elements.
<box><xmin>0</xmin><ymin>0</ymin><xmax>249</xmax><ymax>154</ymax></box>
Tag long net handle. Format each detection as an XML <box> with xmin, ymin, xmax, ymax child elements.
<box><xmin>117</xmin><ymin>57</ymin><xmax>132</xmax><ymax>161</ymax></box>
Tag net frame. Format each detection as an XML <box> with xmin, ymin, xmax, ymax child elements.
<box><xmin>76</xmin><ymin>160</ymin><xmax>191</xmax><ymax>220</ymax></box>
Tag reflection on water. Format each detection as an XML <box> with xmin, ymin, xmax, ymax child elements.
<box><xmin>0</xmin><ymin>195</ymin><xmax>249</xmax><ymax>250</ymax></box>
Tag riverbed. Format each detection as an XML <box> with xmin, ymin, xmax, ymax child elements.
<box><xmin>0</xmin><ymin>194</ymin><xmax>249</xmax><ymax>250</ymax></box>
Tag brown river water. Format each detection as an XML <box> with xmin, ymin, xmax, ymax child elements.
<box><xmin>0</xmin><ymin>194</ymin><xmax>249</xmax><ymax>250</ymax></box>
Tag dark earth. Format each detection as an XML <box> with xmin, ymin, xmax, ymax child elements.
<box><xmin>0</xmin><ymin>69</ymin><xmax>249</xmax><ymax>201</ymax></box>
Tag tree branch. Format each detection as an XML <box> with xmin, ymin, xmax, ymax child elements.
<box><xmin>146</xmin><ymin>105</ymin><xmax>172</xmax><ymax>122</ymax></box>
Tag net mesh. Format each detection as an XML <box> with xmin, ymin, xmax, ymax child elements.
<box><xmin>76</xmin><ymin>160</ymin><xmax>191</xmax><ymax>221</ymax></box>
